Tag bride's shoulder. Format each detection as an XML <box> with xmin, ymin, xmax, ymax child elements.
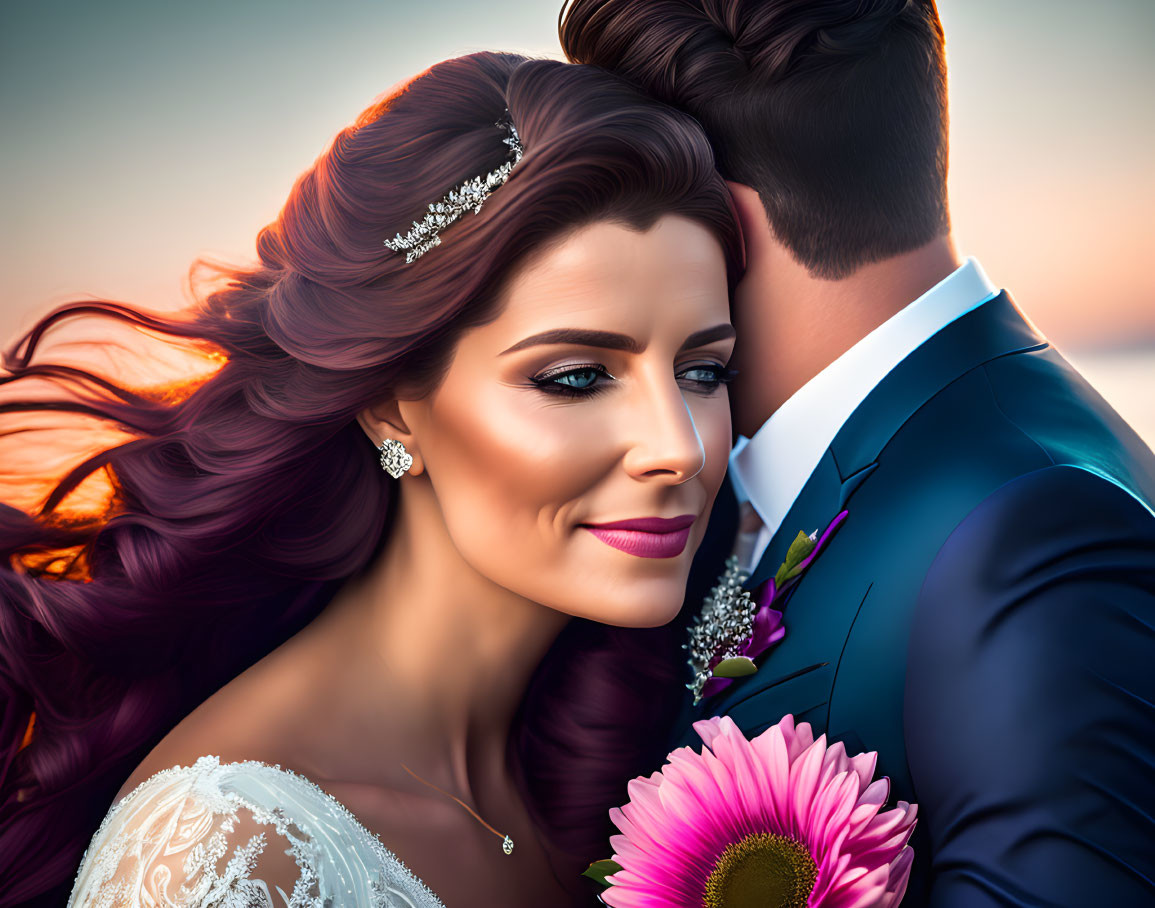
<box><xmin>68</xmin><ymin>755</ymin><xmax>445</xmax><ymax>907</ymax></box>
<box><xmin>68</xmin><ymin>755</ymin><xmax>307</xmax><ymax>906</ymax></box>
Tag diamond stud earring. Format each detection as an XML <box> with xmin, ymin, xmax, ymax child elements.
<box><xmin>377</xmin><ymin>438</ymin><xmax>413</xmax><ymax>478</ymax></box>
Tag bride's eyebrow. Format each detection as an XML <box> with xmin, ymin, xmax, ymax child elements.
<box><xmin>682</xmin><ymin>324</ymin><xmax>736</xmax><ymax>349</ymax></box>
<box><xmin>500</xmin><ymin>328</ymin><xmax>642</xmax><ymax>355</ymax></box>
<box><xmin>499</xmin><ymin>323</ymin><xmax>734</xmax><ymax>356</ymax></box>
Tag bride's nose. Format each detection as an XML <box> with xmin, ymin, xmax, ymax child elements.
<box><xmin>620</xmin><ymin>375</ymin><xmax>706</xmax><ymax>484</ymax></box>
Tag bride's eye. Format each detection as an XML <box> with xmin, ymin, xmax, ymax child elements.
<box><xmin>678</xmin><ymin>363</ymin><xmax>739</xmax><ymax>394</ymax></box>
<box><xmin>530</xmin><ymin>363</ymin><xmax>615</xmax><ymax>398</ymax></box>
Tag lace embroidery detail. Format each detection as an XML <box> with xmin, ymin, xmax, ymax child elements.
<box><xmin>68</xmin><ymin>755</ymin><xmax>445</xmax><ymax>908</ymax></box>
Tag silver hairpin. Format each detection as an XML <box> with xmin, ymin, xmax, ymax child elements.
<box><xmin>384</xmin><ymin>115</ymin><xmax>524</xmax><ymax>264</ymax></box>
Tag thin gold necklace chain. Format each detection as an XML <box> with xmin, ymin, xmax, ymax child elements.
<box><xmin>400</xmin><ymin>763</ymin><xmax>515</xmax><ymax>855</ymax></box>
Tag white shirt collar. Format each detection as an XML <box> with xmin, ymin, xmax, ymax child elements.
<box><xmin>729</xmin><ymin>256</ymin><xmax>999</xmax><ymax>567</ymax></box>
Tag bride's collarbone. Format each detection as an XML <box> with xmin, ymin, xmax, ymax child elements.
<box><xmin>381</xmin><ymin>817</ymin><xmax>582</xmax><ymax>908</ymax></box>
<box><xmin>116</xmin><ymin>735</ymin><xmax>584</xmax><ymax>906</ymax></box>
<box><xmin>108</xmin><ymin>661</ymin><xmax>587</xmax><ymax>904</ymax></box>
<box><xmin>314</xmin><ymin>780</ymin><xmax>585</xmax><ymax>907</ymax></box>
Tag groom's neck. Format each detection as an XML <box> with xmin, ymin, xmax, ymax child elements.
<box><xmin>730</xmin><ymin>231</ymin><xmax>960</xmax><ymax>438</ymax></box>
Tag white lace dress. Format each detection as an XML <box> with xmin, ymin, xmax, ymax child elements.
<box><xmin>67</xmin><ymin>755</ymin><xmax>446</xmax><ymax>907</ymax></box>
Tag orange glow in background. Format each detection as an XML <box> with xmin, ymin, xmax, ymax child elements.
<box><xmin>1</xmin><ymin>1</ymin><xmax>1152</xmax><ymax>441</ymax></box>
<box><xmin>1</xmin><ymin>311</ymin><xmax>228</xmax><ymax>580</ymax></box>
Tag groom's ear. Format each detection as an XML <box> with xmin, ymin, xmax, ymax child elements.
<box><xmin>725</xmin><ymin>181</ymin><xmax>774</xmax><ymax>264</ymax></box>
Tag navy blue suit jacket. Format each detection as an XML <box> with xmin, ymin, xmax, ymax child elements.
<box><xmin>671</xmin><ymin>292</ymin><xmax>1155</xmax><ymax>904</ymax></box>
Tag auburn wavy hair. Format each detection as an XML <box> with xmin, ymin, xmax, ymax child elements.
<box><xmin>0</xmin><ymin>52</ymin><xmax>742</xmax><ymax>904</ymax></box>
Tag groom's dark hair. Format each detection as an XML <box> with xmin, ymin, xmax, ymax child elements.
<box><xmin>559</xmin><ymin>0</ymin><xmax>950</xmax><ymax>279</ymax></box>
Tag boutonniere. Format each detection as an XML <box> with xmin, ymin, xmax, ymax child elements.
<box><xmin>583</xmin><ymin>713</ymin><xmax>917</xmax><ymax>907</ymax></box>
<box><xmin>684</xmin><ymin>510</ymin><xmax>849</xmax><ymax>705</ymax></box>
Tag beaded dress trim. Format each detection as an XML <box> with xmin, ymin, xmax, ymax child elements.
<box><xmin>68</xmin><ymin>755</ymin><xmax>445</xmax><ymax>908</ymax></box>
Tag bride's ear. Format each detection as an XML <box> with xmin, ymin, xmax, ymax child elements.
<box><xmin>356</xmin><ymin>399</ymin><xmax>426</xmax><ymax>477</ymax></box>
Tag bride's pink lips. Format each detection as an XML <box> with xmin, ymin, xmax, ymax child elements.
<box><xmin>580</xmin><ymin>514</ymin><xmax>696</xmax><ymax>559</ymax></box>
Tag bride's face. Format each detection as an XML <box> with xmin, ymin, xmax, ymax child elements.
<box><xmin>395</xmin><ymin>214</ymin><xmax>733</xmax><ymax>627</ymax></box>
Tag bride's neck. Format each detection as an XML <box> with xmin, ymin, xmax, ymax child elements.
<box><xmin>293</xmin><ymin>475</ymin><xmax>570</xmax><ymax>801</ymax></box>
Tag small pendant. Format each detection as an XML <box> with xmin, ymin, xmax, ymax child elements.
<box><xmin>502</xmin><ymin>835</ymin><xmax>515</xmax><ymax>855</ymax></box>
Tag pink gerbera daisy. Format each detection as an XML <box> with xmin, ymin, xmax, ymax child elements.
<box><xmin>602</xmin><ymin>714</ymin><xmax>917</xmax><ymax>908</ymax></box>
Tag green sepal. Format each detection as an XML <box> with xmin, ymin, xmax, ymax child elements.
<box><xmin>774</xmin><ymin>530</ymin><xmax>816</xmax><ymax>587</ymax></box>
<box><xmin>583</xmin><ymin>859</ymin><xmax>622</xmax><ymax>887</ymax></box>
<box><xmin>712</xmin><ymin>656</ymin><xmax>758</xmax><ymax>678</ymax></box>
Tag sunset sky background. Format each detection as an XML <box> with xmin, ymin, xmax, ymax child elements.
<box><xmin>2</xmin><ymin>0</ymin><xmax>1152</xmax><ymax>443</ymax></box>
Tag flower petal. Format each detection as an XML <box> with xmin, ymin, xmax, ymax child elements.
<box><xmin>691</xmin><ymin>715</ymin><xmax>730</xmax><ymax>751</ymax></box>
<box><xmin>880</xmin><ymin>845</ymin><xmax>916</xmax><ymax>908</ymax></box>
<box><xmin>700</xmin><ymin>676</ymin><xmax>734</xmax><ymax>699</ymax></box>
<box><xmin>847</xmin><ymin>749</ymin><xmax>879</xmax><ymax>794</ymax></box>
<box><xmin>823</xmin><ymin>862</ymin><xmax>891</xmax><ymax>908</ymax></box>
<box><xmin>749</xmin><ymin>720</ymin><xmax>795</xmax><ymax>830</ymax></box>
<box><xmin>702</xmin><ymin>717</ymin><xmax>775</xmax><ymax>834</ymax></box>
<box><xmin>787</xmin><ymin>733</ymin><xmax>828</xmax><ymax>837</ymax></box>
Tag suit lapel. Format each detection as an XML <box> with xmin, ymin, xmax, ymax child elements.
<box><xmin>740</xmin><ymin>291</ymin><xmax>1046</xmax><ymax>597</ymax></box>
<box><xmin>744</xmin><ymin>448</ymin><xmax>843</xmax><ymax>593</ymax></box>
<box><xmin>830</xmin><ymin>290</ymin><xmax>1046</xmax><ymax>478</ymax></box>
<box><xmin>673</xmin><ymin>292</ymin><xmax>1049</xmax><ymax>744</ymax></box>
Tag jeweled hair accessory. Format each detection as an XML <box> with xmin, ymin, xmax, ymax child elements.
<box><xmin>383</xmin><ymin>113</ymin><xmax>524</xmax><ymax>264</ymax></box>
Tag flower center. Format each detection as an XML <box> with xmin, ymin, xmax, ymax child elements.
<box><xmin>702</xmin><ymin>831</ymin><xmax>818</xmax><ymax>908</ymax></box>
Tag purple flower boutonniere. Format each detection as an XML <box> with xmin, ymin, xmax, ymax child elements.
<box><xmin>685</xmin><ymin>510</ymin><xmax>849</xmax><ymax>704</ymax></box>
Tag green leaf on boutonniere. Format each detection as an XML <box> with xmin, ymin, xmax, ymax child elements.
<box><xmin>774</xmin><ymin>530</ymin><xmax>817</xmax><ymax>587</ymax></box>
<box><xmin>712</xmin><ymin>656</ymin><xmax>759</xmax><ymax>678</ymax></box>
<box><xmin>583</xmin><ymin>859</ymin><xmax>622</xmax><ymax>887</ymax></box>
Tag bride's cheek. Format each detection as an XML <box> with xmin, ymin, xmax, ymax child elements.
<box><xmin>432</xmin><ymin>395</ymin><xmax>608</xmax><ymax>572</ymax></box>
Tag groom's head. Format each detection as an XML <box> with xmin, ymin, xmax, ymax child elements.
<box><xmin>559</xmin><ymin>0</ymin><xmax>949</xmax><ymax>281</ymax></box>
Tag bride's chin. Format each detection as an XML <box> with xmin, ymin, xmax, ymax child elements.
<box><xmin>588</xmin><ymin>587</ymin><xmax>688</xmax><ymax>629</ymax></box>
<box><xmin>534</xmin><ymin>554</ymin><xmax>694</xmax><ymax>626</ymax></box>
